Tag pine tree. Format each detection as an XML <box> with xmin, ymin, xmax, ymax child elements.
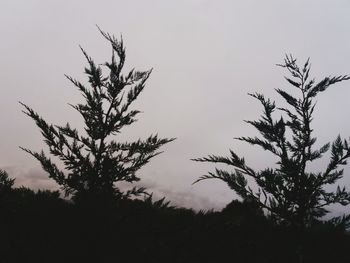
<box><xmin>194</xmin><ymin>55</ymin><xmax>350</xmax><ymax>228</ymax></box>
<box><xmin>20</xmin><ymin>28</ymin><xmax>174</xmax><ymax>201</ymax></box>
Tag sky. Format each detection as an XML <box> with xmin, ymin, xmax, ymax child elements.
<box><xmin>1</xmin><ymin>0</ymin><xmax>350</xmax><ymax>212</ymax></box>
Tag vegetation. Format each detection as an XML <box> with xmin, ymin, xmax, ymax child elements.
<box><xmin>1</xmin><ymin>175</ymin><xmax>349</xmax><ymax>263</ymax></box>
<box><xmin>20</xmin><ymin>28</ymin><xmax>174</xmax><ymax>202</ymax></box>
<box><xmin>1</xmin><ymin>30</ymin><xmax>350</xmax><ymax>262</ymax></box>
<box><xmin>194</xmin><ymin>55</ymin><xmax>350</xmax><ymax>229</ymax></box>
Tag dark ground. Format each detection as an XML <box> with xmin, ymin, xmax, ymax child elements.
<box><xmin>1</xmin><ymin>184</ymin><xmax>349</xmax><ymax>263</ymax></box>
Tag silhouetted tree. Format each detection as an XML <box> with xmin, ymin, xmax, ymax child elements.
<box><xmin>194</xmin><ymin>55</ymin><xmax>350</xmax><ymax>228</ymax></box>
<box><xmin>20</xmin><ymin>28</ymin><xmax>174</xmax><ymax>201</ymax></box>
<box><xmin>0</xmin><ymin>170</ymin><xmax>14</xmax><ymax>191</ymax></box>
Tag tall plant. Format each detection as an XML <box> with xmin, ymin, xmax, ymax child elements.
<box><xmin>194</xmin><ymin>55</ymin><xmax>350</xmax><ymax>228</ymax></box>
<box><xmin>21</xmin><ymin>28</ymin><xmax>174</xmax><ymax>201</ymax></box>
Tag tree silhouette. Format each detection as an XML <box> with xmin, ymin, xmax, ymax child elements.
<box><xmin>0</xmin><ymin>170</ymin><xmax>14</xmax><ymax>191</ymax></box>
<box><xmin>194</xmin><ymin>55</ymin><xmax>350</xmax><ymax>228</ymax></box>
<box><xmin>20</xmin><ymin>28</ymin><xmax>174</xmax><ymax>201</ymax></box>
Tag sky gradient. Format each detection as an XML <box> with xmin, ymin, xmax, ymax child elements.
<box><xmin>1</xmin><ymin>0</ymin><xmax>350</xmax><ymax>212</ymax></box>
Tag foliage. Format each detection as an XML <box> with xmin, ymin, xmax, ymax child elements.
<box><xmin>1</xmin><ymin>190</ymin><xmax>349</xmax><ymax>263</ymax></box>
<box><xmin>20</xmin><ymin>28</ymin><xmax>174</xmax><ymax>201</ymax></box>
<box><xmin>0</xmin><ymin>169</ymin><xmax>14</xmax><ymax>191</ymax></box>
<box><xmin>194</xmin><ymin>55</ymin><xmax>350</xmax><ymax>228</ymax></box>
<box><xmin>143</xmin><ymin>193</ymin><xmax>175</xmax><ymax>210</ymax></box>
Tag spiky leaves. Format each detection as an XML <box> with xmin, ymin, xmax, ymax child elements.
<box><xmin>20</xmin><ymin>29</ymin><xmax>174</xmax><ymax>200</ymax></box>
<box><xmin>194</xmin><ymin>55</ymin><xmax>350</xmax><ymax>228</ymax></box>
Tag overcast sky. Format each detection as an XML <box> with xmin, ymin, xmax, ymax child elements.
<box><xmin>1</xmin><ymin>0</ymin><xmax>350</xmax><ymax>212</ymax></box>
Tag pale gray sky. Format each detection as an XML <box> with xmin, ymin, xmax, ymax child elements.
<box><xmin>1</xmin><ymin>0</ymin><xmax>350</xmax><ymax>211</ymax></box>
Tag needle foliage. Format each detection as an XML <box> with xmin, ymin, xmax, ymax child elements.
<box><xmin>194</xmin><ymin>55</ymin><xmax>350</xmax><ymax>228</ymax></box>
<box><xmin>20</xmin><ymin>28</ymin><xmax>174</xmax><ymax>201</ymax></box>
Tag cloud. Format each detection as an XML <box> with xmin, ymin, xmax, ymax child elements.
<box><xmin>155</xmin><ymin>187</ymin><xmax>223</xmax><ymax>211</ymax></box>
<box><xmin>131</xmin><ymin>179</ymin><xmax>226</xmax><ymax>211</ymax></box>
<box><xmin>1</xmin><ymin>165</ymin><xmax>223</xmax><ymax>210</ymax></box>
<box><xmin>2</xmin><ymin>165</ymin><xmax>59</xmax><ymax>192</ymax></box>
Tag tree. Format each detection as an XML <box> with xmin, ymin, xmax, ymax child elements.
<box><xmin>0</xmin><ymin>170</ymin><xmax>14</xmax><ymax>191</ymax></box>
<box><xmin>20</xmin><ymin>28</ymin><xmax>174</xmax><ymax>201</ymax></box>
<box><xmin>194</xmin><ymin>55</ymin><xmax>350</xmax><ymax>228</ymax></box>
